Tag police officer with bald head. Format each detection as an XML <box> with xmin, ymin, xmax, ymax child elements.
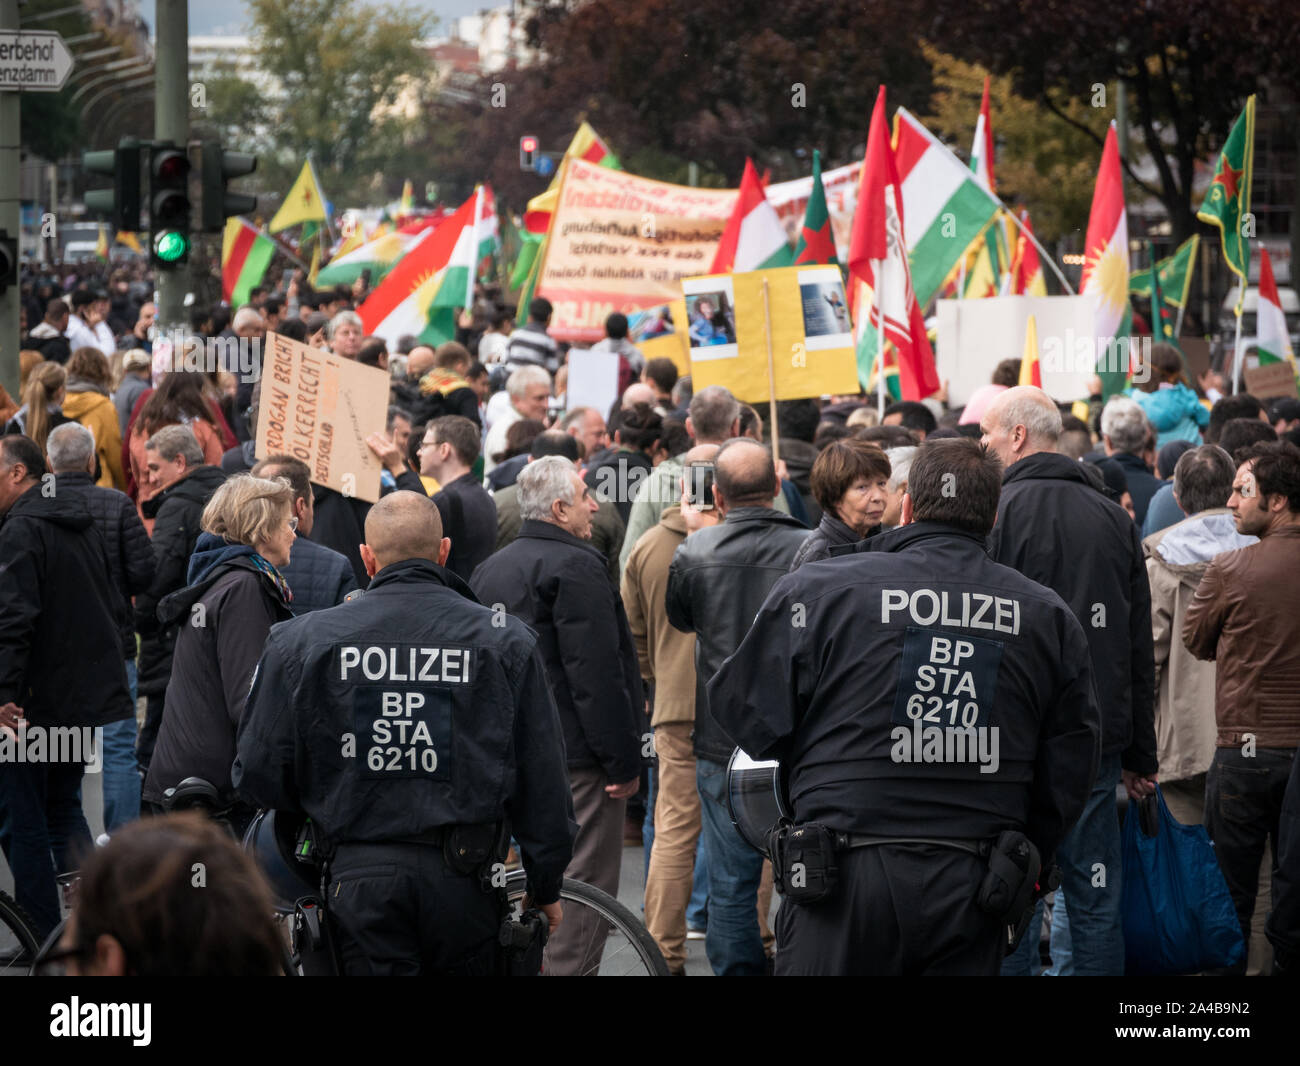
<box><xmin>709</xmin><ymin>439</ymin><xmax>1102</xmax><ymax>975</ymax></box>
<box><xmin>234</xmin><ymin>490</ymin><xmax>576</xmax><ymax>975</ymax></box>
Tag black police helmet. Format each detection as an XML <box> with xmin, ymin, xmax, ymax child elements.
<box><xmin>242</xmin><ymin>809</ymin><xmax>321</xmax><ymax>914</ymax></box>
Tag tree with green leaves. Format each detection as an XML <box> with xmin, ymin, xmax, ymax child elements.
<box><xmin>917</xmin><ymin>0</ymin><xmax>1300</xmax><ymax>243</ymax></box>
<box><xmin>428</xmin><ymin>0</ymin><xmax>936</xmax><ymax>211</ymax></box>
<box><xmin>920</xmin><ymin>46</ymin><xmax>1111</xmax><ymax>245</ymax></box>
<box><xmin>202</xmin><ymin>0</ymin><xmax>436</xmax><ymax>207</ymax></box>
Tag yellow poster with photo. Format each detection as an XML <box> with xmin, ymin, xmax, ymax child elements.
<box><xmin>628</xmin><ymin>298</ymin><xmax>691</xmax><ymax>374</ymax></box>
<box><xmin>685</xmin><ymin>264</ymin><xmax>858</xmax><ymax>403</ymax></box>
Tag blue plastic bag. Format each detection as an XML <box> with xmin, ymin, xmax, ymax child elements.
<box><xmin>1121</xmin><ymin>785</ymin><xmax>1245</xmax><ymax>975</ymax></box>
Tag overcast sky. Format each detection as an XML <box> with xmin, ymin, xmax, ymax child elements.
<box><xmin>139</xmin><ymin>0</ymin><xmax>490</xmax><ymax>38</ymax></box>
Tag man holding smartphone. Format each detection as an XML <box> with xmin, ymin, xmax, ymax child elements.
<box><xmin>621</xmin><ymin>445</ymin><xmax>719</xmax><ymax>974</ymax></box>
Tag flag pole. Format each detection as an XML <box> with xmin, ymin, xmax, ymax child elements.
<box><xmin>465</xmin><ymin>184</ymin><xmax>483</xmax><ymax>314</ymax></box>
<box><xmin>1231</xmin><ymin>307</ymin><xmax>1244</xmax><ymax>394</ymax></box>
<box><xmin>1233</xmin><ymin>242</ymin><xmax>1252</xmax><ymax>394</ymax></box>
<box><xmin>1000</xmin><ymin>205</ymin><xmax>1073</xmax><ymax>294</ymax></box>
<box><xmin>761</xmin><ymin>276</ymin><xmax>781</xmax><ymax>467</ymax></box>
<box><xmin>874</xmin><ymin>262</ymin><xmax>887</xmax><ymax>419</ymax></box>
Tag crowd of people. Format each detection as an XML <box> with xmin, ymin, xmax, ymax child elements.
<box><xmin>1</xmin><ymin>255</ymin><xmax>1299</xmax><ymax>977</ymax></box>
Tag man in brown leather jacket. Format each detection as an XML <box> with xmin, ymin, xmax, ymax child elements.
<box><xmin>1184</xmin><ymin>439</ymin><xmax>1300</xmax><ymax>972</ymax></box>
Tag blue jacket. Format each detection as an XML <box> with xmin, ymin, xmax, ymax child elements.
<box><xmin>1134</xmin><ymin>385</ymin><xmax>1210</xmax><ymax>449</ymax></box>
<box><xmin>279</xmin><ymin>535</ymin><xmax>357</xmax><ymax>615</ymax></box>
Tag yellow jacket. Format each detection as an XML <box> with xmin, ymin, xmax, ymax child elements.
<box><xmin>62</xmin><ymin>388</ymin><xmax>126</xmax><ymax>491</ymax></box>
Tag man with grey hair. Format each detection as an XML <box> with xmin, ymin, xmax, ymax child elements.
<box><xmin>0</xmin><ymin>435</ymin><xmax>131</xmax><ymax>939</ymax></box>
<box><xmin>881</xmin><ymin>445</ymin><xmax>917</xmax><ymax>530</ymax></box>
<box><xmin>483</xmin><ymin>364</ymin><xmax>552</xmax><ymax>477</ymax></box>
<box><xmin>327</xmin><ymin>310</ymin><xmax>364</xmax><ymax>360</ymax></box>
<box><xmin>49</xmin><ymin>423</ymin><xmax>155</xmax><ymax>832</ymax></box>
<box><xmin>1101</xmin><ymin>396</ymin><xmax>1161</xmax><ymax>526</ymax></box>
<box><xmin>982</xmin><ymin>385</ymin><xmax>1155</xmax><ymax>976</ymax></box>
<box><xmin>135</xmin><ymin>424</ymin><xmax>228</xmax><ymax>775</ymax></box>
<box><xmin>1143</xmin><ymin>446</ymin><xmax>1255</xmax><ymax>830</ymax></box>
<box><xmin>470</xmin><ymin>455</ymin><xmax>644</xmax><ymax>975</ymax></box>
<box><xmin>620</xmin><ymin>384</ymin><xmax>751</xmax><ymax>573</ymax></box>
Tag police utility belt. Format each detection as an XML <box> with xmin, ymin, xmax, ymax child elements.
<box><xmin>768</xmin><ymin>820</ymin><xmax>1047</xmax><ymax>927</ymax></box>
<box><xmin>337</xmin><ymin>822</ymin><xmax>510</xmax><ymax>891</ymax></box>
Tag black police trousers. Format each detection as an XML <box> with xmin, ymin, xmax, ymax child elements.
<box><xmin>328</xmin><ymin>841</ymin><xmax>501</xmax><ymax>976</ymax></box>
<box><xmin>774</xmin><ymin>843</ymin><xmax>1004</xmax><ymax>976</ymax></box>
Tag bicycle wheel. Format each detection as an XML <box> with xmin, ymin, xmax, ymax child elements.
<box><xmin>0</xmin><ymin>891</ymin><xmax>41</xmax><ymax>976</ymax></box>
<box><xmin>504</xmin><ymin>872</ymin><xmax>670</xmax><ymax>976</ymax></box>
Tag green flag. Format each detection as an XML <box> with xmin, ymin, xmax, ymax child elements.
<box><xmin>1197</xmin><ymin>96</ymin><xmax>1255</xmax><ymax>311</ymax></box>
<box><xmin>1145</xmin><ymin>240</ymin><xmax>1174</xmax><ymax>344</ymax></box>
<box><xmin>793</xmin><ymin>150</ymin><xmax>839</xmax><ymax>268</ymax></box>
<box><xmin>1129</xmin><ymin>234</ymin><xmax>1200</xmax><ymax>309</ymax></box>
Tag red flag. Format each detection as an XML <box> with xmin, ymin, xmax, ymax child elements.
<box><xmin>847</xmin><ymin>85</ymin><xmax>940</xmax><ymax>400</ymax></box>
<box><xmin>848</xmin><ymin>86</ymin><xmax>890</xmax><ymax>283</ymax></box>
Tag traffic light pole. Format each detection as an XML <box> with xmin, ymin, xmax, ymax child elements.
<box><xmin>0</xmin><ymin>0</ymin><xmax>21</xmax><ymax>398</ymax></box>
<box><xmin>154</xmin><ymin>0</ymin><xmax>189</xmax><ymax>336</ymax></box>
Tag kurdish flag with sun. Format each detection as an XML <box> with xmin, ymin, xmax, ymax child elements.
<box><xmin>359</xmin><ymin>186</ymin><xmax>497</xmax><ymax>346</ymax></box>
<box><xmin>1079</xmin><ymin>123</ymin><xmax>1132</xmax><ymax>398</ymax></box>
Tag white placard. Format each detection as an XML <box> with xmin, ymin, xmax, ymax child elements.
<box><xmin>936</xmin><ymin>295</ymin><xmax>1101</xmax><ymax>406</ymax></box>
<box><xmin>566</xmin><ymin>349</ymin><xmax>621</xmax><ymax>421</ymax></box>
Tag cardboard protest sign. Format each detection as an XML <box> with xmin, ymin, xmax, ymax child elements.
<box><xmin>1243</xmin><ymin>360</ymin><xmax>1300</xmax><ymax>400</ymax></box>
<box><xmin>537</xmin><ymin>158</ymin><xmax>737</xmax><ymax>343</ymax></box>
<box><xmin>684</xmin><ymin>264</ymin><xmax>858</xmax><ymax>403</ymax></box>
<box><xmin>255</xmin><ymin>332</ymin><xmax>390</xmax><ymax>503</ymax></box>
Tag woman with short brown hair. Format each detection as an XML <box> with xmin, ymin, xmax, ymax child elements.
<box><xmin>790</xmin><ymin>439</ymin><xmax>892</xmax><ymax>570</ymax></box>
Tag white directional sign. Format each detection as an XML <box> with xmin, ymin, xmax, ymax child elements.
<box><xmin>0</xmin><ymin>31</ymin><xmax>74</xmax><ymax>93</ymax></box>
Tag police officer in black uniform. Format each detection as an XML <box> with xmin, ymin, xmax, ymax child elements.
<box><xmin>234</xmin><ymin>490</ymin><xmax>577</xmax><ymax>975</ymax></box>
<box><xmin>708</xmin><ymin>438</ymin><xmax>1102</xmax><ymax>975</ymax></box>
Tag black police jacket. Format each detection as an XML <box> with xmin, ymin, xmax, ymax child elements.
<box><xmin>988</xmin><ymin>452</ymin><xmax>1157</xmax><ymax>775</ymax></box>
<box><xmin>233</xmin><ymin>558</ymin><xmax>577</xmax><ymax>905</ymax></box>
<box><xmin>470</xmin><ymin>520</ymin><xmax>645</xmax><ymax>784</ymax></box>
<box><xmin>666</xmin><ymin>506</ymin><xmax>811</xmax><ymax>764</ymax></box>
<box><xmin>708</xmin><ymin>521</ymin><xmax>1102</xmax><ymax>865</ymax></box>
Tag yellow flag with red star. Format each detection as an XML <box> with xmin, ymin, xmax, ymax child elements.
<box><xmin>269</xmin><ymin>160</ymin><xmax>330</xmax><ymax>233</ymax></box>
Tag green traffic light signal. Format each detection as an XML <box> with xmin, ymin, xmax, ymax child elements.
<box><xmin>149</xmin><ymin>143</ymin><xmax>191</xmax><ymax>269</ymax></box>
<box><xmin>152</xmin><ymin>229</ymin><xmax>190</xmax><ymax>264</ymax></box>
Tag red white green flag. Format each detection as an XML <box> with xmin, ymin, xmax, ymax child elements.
<box><xmin>221</xmin><ymin>218</ymin><xmax>275</xmax><ymax>307</ymax></box>
<box><xmin>848</xmin><ymin>86</ymin><xmax>940</xmax><ymax>402</ymax></box>
<box><xmin>359</xmin><ymin>186</ymin><xmax>497</xmax><ymax>346</ymax></box>
<box><xmin>1257</xmin><ymin>246</ymin><xmax>1296</xmax><ymax>370</ymax></box>
<box><xmin>710</xmin><ymin>159</ymin><xmax>794</xmax><ymax>273</ymax></box>
<box><xmin>1079</xmin><ymin>123</ymin><xmax>1131</xmax><ymax>398</ymax></box>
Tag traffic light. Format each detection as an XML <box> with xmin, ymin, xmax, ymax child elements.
<box><xmin>195</xmin><ymin>141</ymin><xmax>258</xmax><ymax>232</ymax></box>
<box><xmin>149</xmin><ymin>142</ymin><xmax>191</xmax><ymax>268</ymax></box>
<box><xmin>0</xmin><ymin>230</ymin><xmax>17</xmax><ymax>296</ymax></box>
<box><xmin>82</xmin><ymin>138</ymin><xmax>142</xmax><ymax>233</ymax></box>
<box><xmin>519</xmin><ymin>135</ymin><xmax>538</xmax><ymax>171</ymax></box>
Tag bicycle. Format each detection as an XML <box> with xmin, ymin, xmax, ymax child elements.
<box><xmin>248</xmin><ymin>807</ymin><xmax>671</xmax><ymax>976</ymax></box>
<box><xmin>502</xmin><ymin>870</ymin><xmax>670</xmax><ymax>977</ymax></box>
<box><xmin>0</xmin><ymin>890</ymin><xmax>41</xmax><ymax>976</ymax></box>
